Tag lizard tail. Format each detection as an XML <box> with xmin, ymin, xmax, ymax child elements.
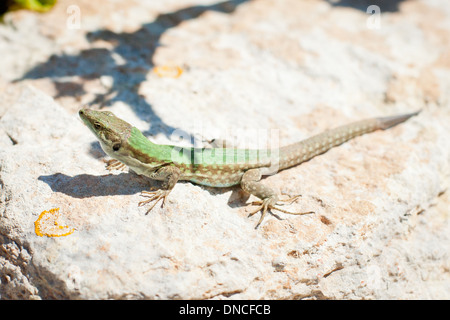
<box><xmin>278</xmin><ymin>110</ymin><xmax>421</xmax><ymax>170</ymax></box>
<box><xmin>377</xmin><ymin>110</ymin><xmax>421</xmax><ymax>130</ymax></box>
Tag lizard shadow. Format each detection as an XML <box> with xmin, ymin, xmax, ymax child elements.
<box><xmin>16</xmin><ymin>0</ymin><xmax>252</xmax><ymax>138</ymax></box>
<box><xmin>201</xmin><ymin>185</ymin><xmax>251</xmax><ymax>209</ymax></box>
<box><xmin>38</xmin><ymin>171</ymin><xmax>249</xmax><ymax>209</ymax></box>
<box><xmin>38</xmin><ymin>172</ymin><xmax>153</xmax><ymax>198</ymax></box>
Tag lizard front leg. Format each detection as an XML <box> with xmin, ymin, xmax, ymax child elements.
<box><xmin>138</xmin><ymin>165</ymin><xmax>181</xmax><ymax>214</ymax></box>
<box><xmin>240</xmin><ymin>168</ymin><xmax>313</xmax><ymax>228</ymax></box>
<box><xmin>105</xmin><ymin>159</ymin><xmax>128</xmax><ymax>171</ymax></box>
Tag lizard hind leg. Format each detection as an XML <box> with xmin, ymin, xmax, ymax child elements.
<box><xmin>241</xmin><ymin>169</ymin><xmax>314</xmax><ymax>228</ymax></box>
<box><xmin>277</xmin><ymin>193</ymin><xmax>302</xmax><ymax>205</ymax></box>
<box><xmin>247</xmin><ymin>196</ymin><xmax>281</xmax><ymax>229</ymax></box>
<box><xmin>248</xmin><ymin>197</ymin><xmax>314</xmax><ymax>228</ymax></box>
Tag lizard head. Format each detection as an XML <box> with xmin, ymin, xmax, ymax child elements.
<box><xmin>79</xmin><ymin>108</ymin><xmax>133</xmax><ymax>154</ymax></box>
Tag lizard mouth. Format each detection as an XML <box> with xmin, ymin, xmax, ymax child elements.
<box><xmin>78</xmin><ymin>108</ymin><xmax>105</xmax><ymax>139</ymax></box>
<box><xmin>78</xmin><ymin>108</ymin><xmax>91</xmax><ymax>125</ymax></box>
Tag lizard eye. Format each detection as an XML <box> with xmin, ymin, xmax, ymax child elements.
<box><xmin>112</xmin><ymin>143</ymin><xmax>121</xmax><ymax>151</ymax></box>
<box><xmin>94</xmin><ymin>122</ymin><xmax>102</xmax><ymax>130</ymax></box>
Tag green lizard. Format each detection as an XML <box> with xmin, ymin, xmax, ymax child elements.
<box><xmin>79</xmin><ymin>108</ymin><xmax>419</xmax><ymax>228</ymax></box>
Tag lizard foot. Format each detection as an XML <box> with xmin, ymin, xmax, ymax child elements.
<box><xmin>248</xmin><ymin>196</ymin><xmax>314</xmax><ymax>229</ymax></box>
<box><xmin>138</xmin><ymin>190</ymin><xmax>170</xmax><ymax>214</ymax></box>
<box><xmin>277</xmin><ymin>193</ymin><xmax>302</xmax><ymax>205</ymax></box>
<box><xmin>105</xmin><ymin>159</ymin><xmax>127</xmax><ymax>171</ymax></box>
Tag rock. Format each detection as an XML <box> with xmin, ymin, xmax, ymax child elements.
<box><xmin>1</xmin><ymin>0</ymin><xmax>449</xmax><ymax>299</ymax></box>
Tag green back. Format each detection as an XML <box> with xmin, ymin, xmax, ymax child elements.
<box><xmin>127</xmin><ymin>127</ymin><xmax>274</xmax><ymax>167</ymax></box>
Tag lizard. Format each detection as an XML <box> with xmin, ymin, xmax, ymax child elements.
<box><xmin>79</xmin><ymin>108</ymin><xmax>420</xmax><ymax>228</ymax></box>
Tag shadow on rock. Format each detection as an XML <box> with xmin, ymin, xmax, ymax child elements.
<box><xmin>18</xmin><ymin>0</ymin><xmax>252</xmax><ymax>138</ymax></box>
<box><xmin>38</xmin><ymin>172</ymin><xmax>155</xmax><ymax>198</ymax></box>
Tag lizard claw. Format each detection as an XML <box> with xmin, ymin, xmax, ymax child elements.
<box><xmin>138</xmin><ymin>189</ymin><xmax>170</xmax><ymax>214</ymax></box>
<box><xmin>277</xmin><ymin>193</ymin><xmax>302</xmax><ymax>205</ymax></box>
<box><xmin>105</xmin><ymin>159</ymin><xmax>127</xmax><ymax>172</ymax></box>
<box><xmin>247</xmin><ymin>196</ymin><xmax>314</xmax><ymax>229</ymax></box>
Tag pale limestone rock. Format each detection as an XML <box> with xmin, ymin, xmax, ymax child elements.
<box><xmin>1</xmin><ymin>0</ymin><xmax>449</xmax><ymax>299</ymax></box>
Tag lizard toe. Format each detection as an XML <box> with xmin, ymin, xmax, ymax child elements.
<box><xmin>138</xmin><ymin>189</ymin><xmax>170</xmax><ymax>214</ymax></box>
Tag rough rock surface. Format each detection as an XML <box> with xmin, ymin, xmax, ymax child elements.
<box><xmin>0</xmin><ymin>0</ymin><xmax>449</xmax><ymax>299</ymax></box>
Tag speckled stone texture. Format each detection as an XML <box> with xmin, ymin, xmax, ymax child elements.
<box><xmin>0</xmin><ymin>0</ymin><xmax>449</xmax><ymax>299</ymax></box>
